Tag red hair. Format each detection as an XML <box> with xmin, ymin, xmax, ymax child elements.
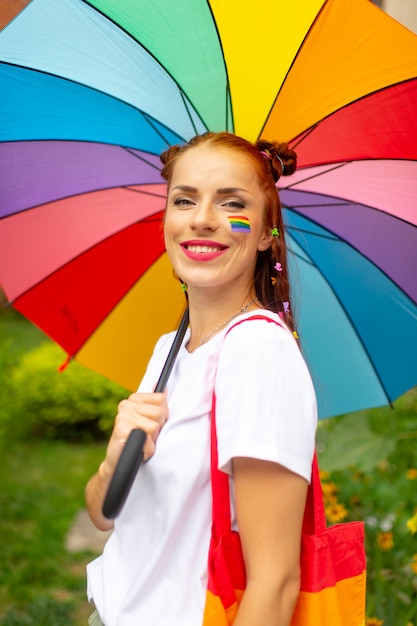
<box><xmin>160</xmin><ymin>132</ymin><xmax>298</xmax><ymax>333</ymax></box>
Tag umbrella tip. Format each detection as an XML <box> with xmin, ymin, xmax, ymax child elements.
<box><xmin>58</xmin><ymin>355</ymin><xmax>72</xmax><ymax>373</ymax></box>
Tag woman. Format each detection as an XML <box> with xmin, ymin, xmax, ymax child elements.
<box><xmin>86</xmin><ymin>132</ymin><xmax>317</xmax><ymax>626</ymax></box>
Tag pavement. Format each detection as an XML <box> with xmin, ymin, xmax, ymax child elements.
<box><xmin>65</xmin><ymin>509</ymin><xmax>113</xmax><ymax>554</ymax></box>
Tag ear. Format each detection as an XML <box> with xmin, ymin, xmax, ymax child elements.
<box><xmin>257</xmin><ymin>231</ymin><xmax>273</xmax><ymax>252</ymax></box>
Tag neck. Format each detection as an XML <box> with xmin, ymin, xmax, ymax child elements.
<box><xmin>185</xmin><ymin>285</ymin><xmax>260</xmax><ymax>352</ymax></box>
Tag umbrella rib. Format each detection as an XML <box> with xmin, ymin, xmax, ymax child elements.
<box><xmin>141</xmin><ymin>111</ymin><xmax>177</xmax><ymax>150</ymax></box>
<box><xmin>225</xmin><ymin>81</ymin><xmax>229</xmax><ymax>132</ymax></box>
<box><xmin>123</xmin><ymin>187</ymin><xmax>166</xmax><ymax>200</ymax></box>
<box><xmin>285</xmin><ymin>201</ymin><xmax>349</xmax><ymax>208</ymax></box>
<box><xmin>5</xmin><ymin>214</ymin><xmax>165</xmax><ymax>307</ymax></box>
<box><xmin>64</xmin><ymin>249</ymin><xmax>171</xmax><ymax>362</ymax></box>
<box><xmin>0</xmin><ymin>185</ymin><xmax>166</xmax><ymax>221</ymax></box>
<box><xmin>257</xmin><ymin>0</ymin><xmax>331</xmax><ymax>139</ymax></box>
<box><xmin>286</xmin><ymin>208</ymin><xmax>417</xmax><ymax>308</ymax></box>
<box><xmin>286</xmin><ymin>236</ymin><xmax>394</xmax><ymax>405</ymax></box>
<box><xmin>281</xmin><ymin>162</ymin><xmax>347</xmax><ymax>190</ymax></box>
<box><xmin>123</xmin><ymin>148</ymin><xmax>162</xmax><ymax>171</ymax></box>
<box><xmin>289</xmin><ymin>77</ymin><xmax>417</xmax><ymax>153</ymax></box>
<box><xmin>281</xmin><ymin>176</ymin><xmax>417</xmax><ymax>228</ymax></box>
<box><xmin>225</xmin><ymin>81</ymin><xmax>233</xmax><ymax>133</ymax></box>
<box><xmin>291</xmin><ymin>124</ymin><xmax>320</xmax><ymax>150</ymax></box>
<box><xmin>178</xmin><ymin>89</ymin><xmax>199</xmax><ymax>136</ymax></box>
<box><xmin>287</xmin><ymin>247</ymin><xmax>316</xmax><ymax>268</ymax></box>
<box><xmin>286</xmin><ymin>225</ymin><xmax>340</xmax><ymax>242</ymax></box>
<box><xmin>80</xmin><ymin>1</ymin><xmax>210</xmax><ymax>134</ymax></box>
<box><xmin>206</xmin><ymin>0</ymin><xmax>234</xmax><ymax>132</ymax></box>
<box><xmin>1</xmin><ymin>60</ymin><xmax>185</xmax><ymax>148</ymax></box>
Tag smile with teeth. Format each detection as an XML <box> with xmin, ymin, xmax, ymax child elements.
<box><xmin>186</xmin><ymin>244</ymin><xmax>224</xmax><ymax>253</ymax></box>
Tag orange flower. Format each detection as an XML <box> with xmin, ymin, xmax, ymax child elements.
<box><xmin>319</xmin><ymin>469</ymin><xmax>330</xmax><ymax>481</ymax></box>
<box><xmin>406</xmin><ymin>468</ymin><xmax>417</xmax><ymax>480</ymax></box>
<box><xmin>411</xmin><ymin>554</ymin><xmax>417</xmax><ymax>575</ymax></box>
<box><xmin>377</xmin><ymin>531</ymin><xmax>394</xmax><ymax>552</ymax></box>
<box><xmin>365</xmin><ymin>618</ymin><xmax>383</xmax><ymax>626</ymax></box>
<box><xmin>325</xmin><ymin>502</ymin><xmax>348</xmax><ymax>523</ymax></box>
<box><xmin>321</xmin><ymin>481</ymin><xmax>339</xmax><ymax>503</ymax></box>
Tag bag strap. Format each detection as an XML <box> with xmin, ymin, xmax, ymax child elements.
<box><xmin>210</xmin><ymin>392</ymin><xmax>233</xmax><ymax>537</ymax></box>
<box><xmin>210</xmin><ymin>313</ymin><xmax>327</xmax><ymax>538</ymax></box>
<box><xmin>302</xmin><ymin>452</ymin><xmax>327</xmax><ymax>535</ymax></box>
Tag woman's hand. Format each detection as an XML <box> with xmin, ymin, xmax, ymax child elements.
<box><xmin>103</xmin><ymin>391</ymin><xmax>169</xmax><ymax>474</ymax></box>
<box><xmin>86</xmin><ymin>392</ymin><xmax>168</xmax><ymax>530</ymax></box>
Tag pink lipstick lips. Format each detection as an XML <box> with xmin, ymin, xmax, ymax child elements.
<box><xmin>181</xmin><ymin>240</ymin><xmax>228</xmax><ymax>261</ymax></box>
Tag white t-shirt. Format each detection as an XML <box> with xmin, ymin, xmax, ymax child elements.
<box><xmin>87</xmin><ymin>311</ymin><xmax>317</xmax><ymax>626</ymax></box>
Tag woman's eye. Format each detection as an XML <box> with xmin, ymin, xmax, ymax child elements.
<box><xmin>224</xmin><ymin>200</ymin><xmax>245</xmax><ymax>209</ymax></box>
<box><xmin>174</xmin><ymin>198</ymin><xmax>194</xmax><ymax>206</ymax></box>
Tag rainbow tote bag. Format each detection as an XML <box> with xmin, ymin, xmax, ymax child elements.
<box><xmin>203</xmin><ymin>389</ymin><xmax>366</xmax><ymax>625</ymax></box>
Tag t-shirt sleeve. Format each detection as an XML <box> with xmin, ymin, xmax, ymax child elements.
<box><xmin>214</xmin><ymin>318</ymin><xmax>317</xmax><ymax>483</ymax></box>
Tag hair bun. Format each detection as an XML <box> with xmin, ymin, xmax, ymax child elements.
<box><xmin>256</xmin><ymin>140</ymin><xmax>297</xmax><ymax>181</ymax></box>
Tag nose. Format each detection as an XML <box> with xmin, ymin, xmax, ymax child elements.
<box><xmin>190</xmin><ymin>198</ymin><xmax>218</xmax><ymax>232</ymax></box>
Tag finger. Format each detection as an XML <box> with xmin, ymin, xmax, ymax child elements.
<box><xmin>127</xmin><ymin>392</ymin><xmax>166</xmax><ymax>405</ymax></box>
<box><xmin>118</xmin><ymin>396</ymin><xmax>168</xmax><ymax>426</ymax></box>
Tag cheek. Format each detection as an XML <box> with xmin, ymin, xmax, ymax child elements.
<box><xmin>163</xmin><ymin>210</ymin><xmax>179</xmax><ymax>241</ymax></box>
<box><xmin>227</xmin><ymin>215</ymin><xmax>251</xmax><ymax>234</ymax></box>
<box><xmin>163</xmin><ymin>223</ymin><xmax>176</xmax><ymax>256</ymax></box>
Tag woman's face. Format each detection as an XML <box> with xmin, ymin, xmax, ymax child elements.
<box><xmin>164</xmin><ymin>145</ymin><xmax>272</xmax><ymax>296</ymax></box>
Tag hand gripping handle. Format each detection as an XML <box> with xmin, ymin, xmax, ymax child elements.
<box><xmin>102</xmin><ymin>309</ymin><xmax>189</xmax><ymax>519</ymax></box>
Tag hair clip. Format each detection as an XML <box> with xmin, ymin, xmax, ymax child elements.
<box><xmin>260</xmin><ymin>150</ymin><xmax>271</xmax><ymax>160</ymax></box>
<box><xmin>181</xmin><ymin>282</ymin><xmax>188</xmax><ymax>292</ymax></box>
<box><xmin>271</xmin><ymin>228</ymin><xmax>279</xmax><ymax>237</ymax></box>
<box><xmin>271</xmin><ymin>276</ymin><xmax>277</xmax><ymax>285</ymax></box>
<box><xmin>279</xmin><ymin>303</ymin><xmax>290</xmax><ymax>320</ymax></box>
<box><xmin>293</xmin><ymin>330</ymin><xmax>299</xmax><ymax>339</ymax></box>
<box><xmin>274</xmin><ymin>262</ymin><xmax>283</xmax><ymax>272</ymax></box>
<box><xmin>275</xmin><ymin>154</ymin><xmax>285</xmax><ymax>174</ymax></box>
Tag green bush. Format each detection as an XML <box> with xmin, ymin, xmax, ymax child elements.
<box><xmin>6</xmin><ymin>343</ymin><xmax>128</xmax><ymax>442</ymax></box>
<box><xmin>0</xmin><ymin>335</ymin><xmax>25</xmax><ymax>445</ymax></box>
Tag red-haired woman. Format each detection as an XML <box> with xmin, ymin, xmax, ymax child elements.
<box><xmin>86</xmin><ymin>132</ymin><xmax>317</xmax><ymax>626</ymax></box>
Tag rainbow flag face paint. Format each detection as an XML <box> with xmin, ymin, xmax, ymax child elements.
<box><xmin>228</xmin><ymin>215</ymin><xmax>251</xmax><ymax>233</ymax></box>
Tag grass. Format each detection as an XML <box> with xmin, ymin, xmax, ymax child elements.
<box><xmin>0</xmin><ymin>309</ymin><xmax>108</xmax><ymax>624</ymax></box>
<box><xmin>0</xmin><ymin>436</ymin><xmax>107</xmax><ymax>625</ymax></box>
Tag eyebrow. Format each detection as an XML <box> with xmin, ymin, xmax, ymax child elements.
<box><xmin>171</xmin><ymin>185</ymin><xmax>249</xmax><ymax>194</ymax></box>
<box><xmin>217</xmin><ymin>187</ymin><xmax>249</xmax><ymax>194</ymax></box>
<box><xmin>171</xmin><ymin>185</ymin><xmax>197</xmax><ymax>193</ymax></box>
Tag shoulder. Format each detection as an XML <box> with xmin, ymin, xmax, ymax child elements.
<box><xmin>153</xmin><ymin>330</ymin><xmax>179</xmax><ymax>355</ymax></box>
<box><xmin>218</xmin><ymin>310</ymin><xmax>315</xmax><ymax>392</ymax></box>
<box><xmin>215</xmin><ymin>311</ymin><xmax>317</xmax><ymax>481</ymax></box>
<box><xmin>222</xmin><ymin>310</ymin><xmax>296</xmax><ymax>355</ymax></box>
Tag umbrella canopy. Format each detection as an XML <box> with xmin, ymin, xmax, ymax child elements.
<box><xmin>0</xmin><ymin>0</ymin><xmax>416</xmax><ymax>419</ymax></box>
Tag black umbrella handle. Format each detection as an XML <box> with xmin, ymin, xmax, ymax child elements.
<box><xmin>102</xmin><ymin>309</ymin><xmax>189</xmax><ymax>520</ymax></box>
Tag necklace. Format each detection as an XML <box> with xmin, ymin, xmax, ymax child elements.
<box><xmin>198</xmin><ymin>298</ymin><xmax>259</xmax><ymax>347</ymax></box>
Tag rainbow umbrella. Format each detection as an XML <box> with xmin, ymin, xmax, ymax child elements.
<box><xmin>0</xmin><ymin>0</ymin><xmax>416</xmax><ymax>419</ymax></box>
